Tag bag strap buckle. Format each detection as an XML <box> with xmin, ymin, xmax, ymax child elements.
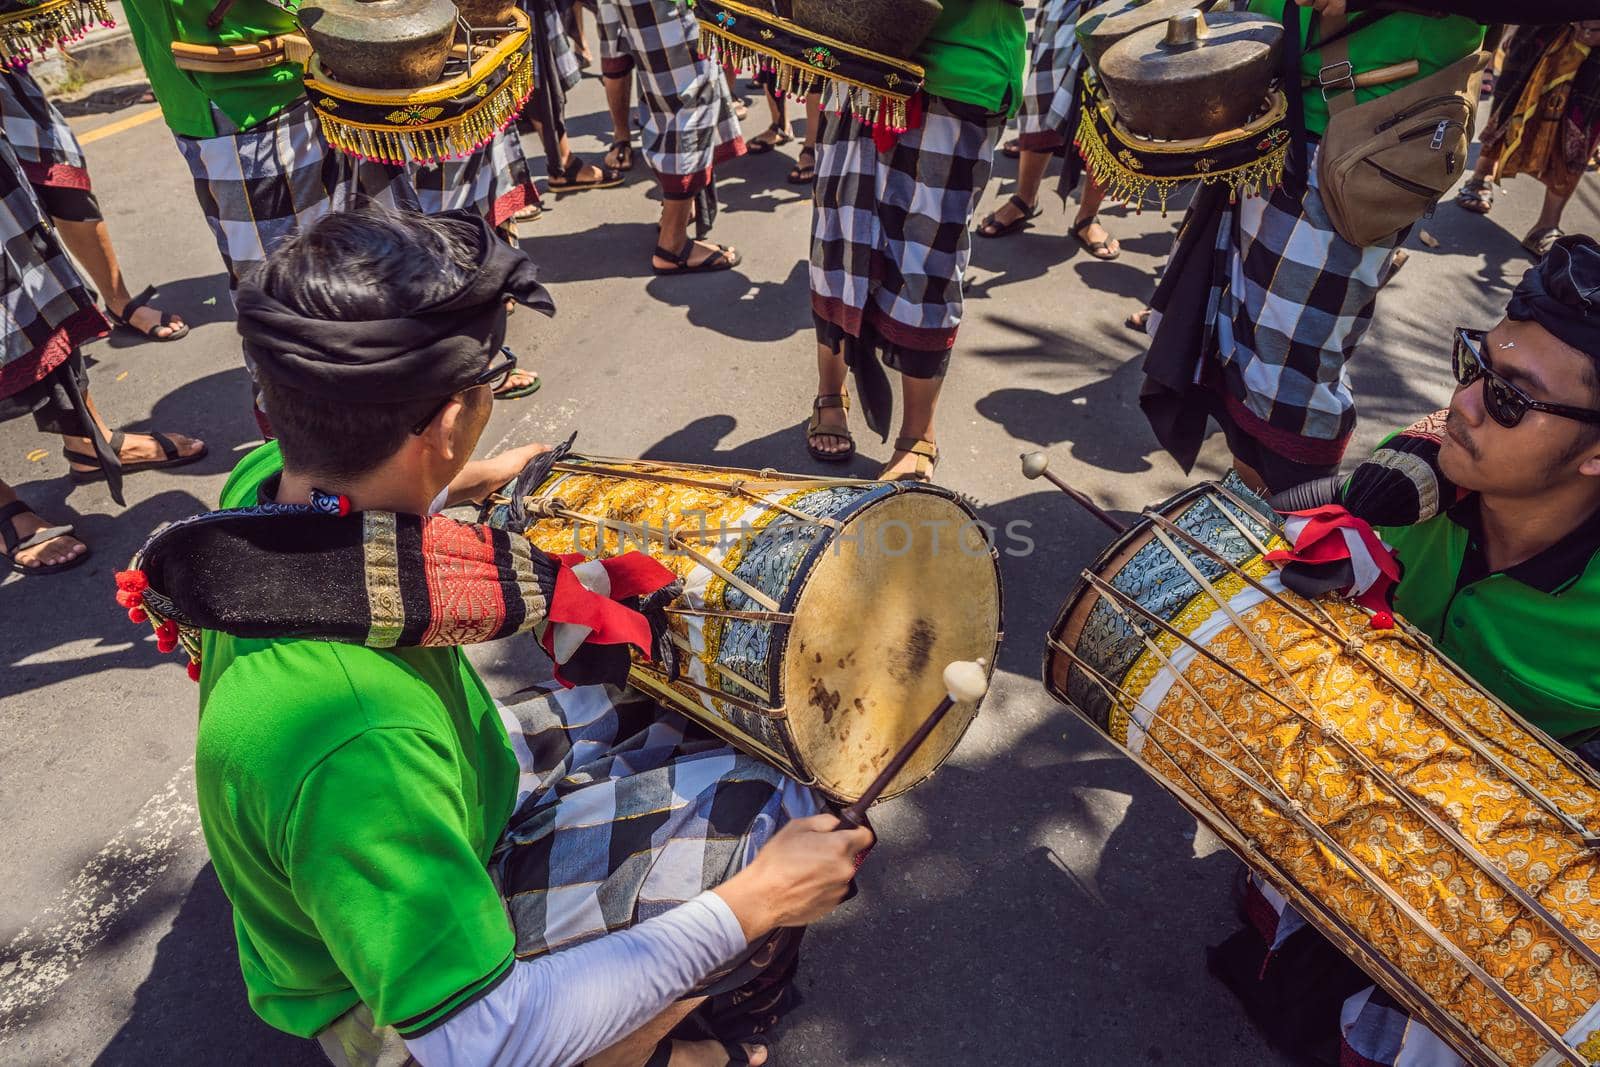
<box><xmin>1319</xmin><ymin>60</ymin><xmax>1356</xmax><ymax>101</ymax></box>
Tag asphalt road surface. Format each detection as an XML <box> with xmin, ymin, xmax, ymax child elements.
<box><xmin>2</xmin><ymin>66</ymin><xmax>1595</xmax><ymax>1067</ymax></box>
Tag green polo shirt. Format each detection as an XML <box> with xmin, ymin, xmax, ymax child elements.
<box><xmin>195</xmin><ymin>442</ymin><xmax>520</xmax><ymax>1038</ymax></box>
<box><xmin>1248</xmin><ymin>2</ymin><xmax>1483</xmax><ymax>138</ymax></box>
<box><xmin>918</xmin><ymin>0</ymin><xmax>1026</xmax><ymax>117</ymax></box>
<box><xmin>1381</xmin><ymin>500</ymin><xmax>1600</xmax><ymax>741</ymax></box>
<box><xmin>122</xmin><ymin>0</ymin><xmax>307</xmax><ymax>138</ymax></box>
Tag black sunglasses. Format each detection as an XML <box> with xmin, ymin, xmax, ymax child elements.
<box><xmin>410</xmin><ymin>348</ymin><xmax>519</xmax><ymax>435</ymax></box>
<box><xmin>1451</xmin><ymin>328</ymin><xmax>1600</xmax><ymax>430</ymax></box>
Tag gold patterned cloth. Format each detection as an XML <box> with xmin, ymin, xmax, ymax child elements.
<box><xmin>1121</xmin><ymin>577</ymin><xmax>1600</xmax><ymax>1066</ymax></box>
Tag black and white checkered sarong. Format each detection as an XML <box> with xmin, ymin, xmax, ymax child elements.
<box><xmin>596</xmin><ymin>0</ymin><xmax>742</xmax><ymax>195</ymax></box>
<box><xmin>492</xmin><ymin>684</ymin><xmax>822</xmax><ymax>960</ymax></box>
<box><xmin>0</xmin><ymin>134</ymin><xmax>105</xmax><ymax>410</ymax></box>
<box><xmin>1015</xmin><ymin>0</ymin><xmax>1086</xmax><ymax>154</ymax></box>
<box><xmin>810</xmin><ymin>96</ymin><xmax>1004</xmax><ymax>352</ymax></box>
<box><xmin>1147</xmin><ymin>144</ymin><xmax>1401</xmax><ymax>470</ymax></box>
<box><xmin>175</xmin><ymin>100</ymin><xmax>535</xmax><ymax>287</ymax></box>
<box><xmin>0</xmin><ymin>69</ymin><xmax>87</xmax><ymax>190</ymax></box>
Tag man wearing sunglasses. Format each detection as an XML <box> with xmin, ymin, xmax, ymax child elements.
<box><xmin>1210</xmin><ymin>235</ymin><xmax>1600</xmax><ymax>1067</ymax></box>
<box><xmin>127</xmin><ymin>208</ymin><xmax>869</xmax><ymax>1067</ymax></box>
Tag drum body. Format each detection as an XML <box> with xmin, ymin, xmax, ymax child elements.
<box><xmin>1045</xmin><ymin>479</ymin><xmax>1600</xmax><ymax>1067</ymax></box>
<box><xmin>491</xmin><ymin>457</ymin><xmax>1003</xmax><ymax>804</ymax></box>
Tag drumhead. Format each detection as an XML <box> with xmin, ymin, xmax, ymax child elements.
<box><xmin>783</xmin><ymin>488</ymin><xmax>1001</xmax><ymax>802</ymax></box>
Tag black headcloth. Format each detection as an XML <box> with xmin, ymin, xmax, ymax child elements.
<box><xmin>1507</xmin><ymin>234</ymin><xmax>1600</xmax><ymax>362</ymax></box>
<box><xmin>234</xmin><ymin>209</ymin><xmax>554</xmax><ymax>403</ymax></box>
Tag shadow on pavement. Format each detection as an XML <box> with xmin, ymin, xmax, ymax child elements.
<box><xmin>100</xmin><ymin>272</ymin><xmax>236</xmax><ymax>351</ymax></box>
<box><xmin>92</xmin><ymin>867</ymin><xmax>321</xmax><ymax>1067</ymax></box>
<box><xmin>55</xmin><ymin>85</ymin><xmax>155</xmax><ymax>119</ymax></box>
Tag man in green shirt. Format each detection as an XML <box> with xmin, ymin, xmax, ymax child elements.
<box><xmin>804</xmin><ymin>0</ymin><xmax>1025</xmax><ymax>483</ymax></box>
<box><xmin>123</xmin><ymin>208</ymin><xmax>871</xmax><ymax>1066</ymax></box>
<box><xmin>119</xmin><ymin>0</ymin><xmax>539</xmax><ymax>431</ymax></box>
<box><xmin>1211</xmin><ymin>235</ymin><xmax>1600</xmax><ymax>1067</ymax></box>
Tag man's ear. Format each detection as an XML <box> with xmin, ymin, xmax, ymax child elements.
<box><xmin>426</xmin><ymin>395</ymin><xmax>467</xmax><ymax>462</ymax></box>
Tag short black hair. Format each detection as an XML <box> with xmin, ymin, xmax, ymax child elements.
<box><xmin>250</xmin><ymin>209</ymin><xmax>481</xmax><ymax>482</ymax></box>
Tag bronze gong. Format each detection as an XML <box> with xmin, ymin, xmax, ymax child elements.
<box><xmin>298</xmin><ymin>0</ymin><xmax>459</xmax><ymax>89</ymax></box>
<box><xmin>1096</xmin><ymin>9</ymin><xmax>1283</xmax><ymax>141</ymax></box>
<box><xmin>1076</xmin><ymin>0</ymin><xmax>1211</xmax><ymax>72</ymax></box>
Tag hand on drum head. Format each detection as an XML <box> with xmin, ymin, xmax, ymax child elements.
<box><xmin>713</xmin><ymin>815</ymin><xmax>875</xmax><ymax>941</ymax></box>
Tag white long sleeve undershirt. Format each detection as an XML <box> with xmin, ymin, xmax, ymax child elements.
<box><xmin>403</xmin><ymin>891</ymin><xmax>748</xmax><ymax>1067</ymax></box>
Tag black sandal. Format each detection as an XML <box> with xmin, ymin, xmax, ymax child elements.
<box><xmin>64</xmin><ymin>428</ymin><xmax>207</xmax><ymax>483</ymax></box>
<box><xmin>605</xmin><ymin>139</ymin><xmax>635</xmax><ymax>171</ymax></box>
<box><xmin>547</xmin><ymin>152</ymin><xmax>625</xmax><ymax>193</ymax></box>
<box><xmin>644</xmin><ymin>1037</ymin><xmax>767</xmax><ymax>1066</ymax></box>
<box><xmin>106</xmin><ymin>285</ymin><xmax>189</xmax><ymax>342</ymax></box>
<box><xmin>652</xmin><ymin>239</ymin><xmax>741</xmax><ymax>275</ymax></box>
<box><xmin>746</xmin><ymin>123</ymin><xmax>793</xmax><ymax>155</ymax></box>
<box><xmin>977</xmin><ymin>194</ymin><xmax>1041</xmax><ymax>239</ymax></box>
<box><xmin>0</xmin><ymin>499</ymin><xmax>88</xmax><ymax>575</ymax></box>
<box><xmin>805</xmin><ymin>392</ymin><xmax>854</xmax><ymax>462</ymax></box>
<box><xmin>786</xmin><ymin>146</ymin><xmax>815</xmax><ymax>184</ymax></box>
<box><xmin>1070</xmin><ymin>215</ymin><xmax>1121</xmax><ymax>260</ymax></box>
<box><xmin>1455</xmin><ymin>176</ymin><xmax>1494</xmax><ymax>215</ymax></box>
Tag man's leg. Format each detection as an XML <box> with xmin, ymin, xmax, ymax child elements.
<box><xmin>52</xmin><ymin>216</ymin><xmax>186</xmax><ymax>339</ymax></box>
<box><xmin>1070</xmin><ymin>174</ymin><xmax>1120</xmax><ymax>259</ymax></box>
<box><xmin>1531</xmin><ymin>183</ymin><xmax>1574</xmax><ymax>236</ymax></box>
<box><xmin>788</xmin><ymin>92</ymin><xmax>820</xmax><ymax>183</ymax></box>
<box><xmin>977</xmin><ymin>148</ymin><xmax>1050</xmax><ymax>235</ymax></box>
<box><xmin>807</xmin><ymin>342</ymin><xmax>851</xmax><ymax>456</ymax></box>
<box><xmin>604</xmin><ymin>72</ymin><xmax>635</xmax><ymax>169</ymax></box>
<box><xmin>882</xmin><ymin>367</ymin><xmax>944</xmax><ymax>481</ymax></box>
<box><xmin>58</xmin><ymin>389</ymin><xmax>205</xmax><ymax>473</ymax></box>
<box><xmin>654</xmin><ymin>198</ymin><xmax>735</xmax><ymax>270</ymax></box>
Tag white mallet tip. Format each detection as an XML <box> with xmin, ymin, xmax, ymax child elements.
<box><xmin>1020</xmin><ymin>452</ymin><xmax>1049</xmax><ymax>480</ymax></box>
<box><xmin>943</xmin><ymin>659</ymin><xmax>990</xmax><ymax>703</ymax></box>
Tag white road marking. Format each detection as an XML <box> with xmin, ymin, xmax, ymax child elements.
<box><xmin>0</xmin><ymin>761</ymin><xmax>200</xmax><ymax>1039</ymax></box>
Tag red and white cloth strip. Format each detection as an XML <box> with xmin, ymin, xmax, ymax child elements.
<box><xmin>1265</xmin><ymin>505</ymin><xmax>1403</xmax><ymax>626</ymax></box>
<box><xmin>542</xmin><ymin>552</ymin><xmax>678</xmax><ymax>684</ymax></box>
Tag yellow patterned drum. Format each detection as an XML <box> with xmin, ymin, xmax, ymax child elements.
<box><xmin>1045</xmin><ymin>479</ymin><xmax>1600</xmax><ymax>1067</ymax></box>
<box><xmin>487</xmin><ymin>456</ymin><xmax>1003</xmax><ymax>804</ymax></box>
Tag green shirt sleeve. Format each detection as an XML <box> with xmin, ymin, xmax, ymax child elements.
<box><xmin>283</xmin><ymin>728</ymin><xmax>515</xmax><ymax>1033</ymax></box>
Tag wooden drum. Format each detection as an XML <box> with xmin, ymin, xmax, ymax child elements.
<box><xmin>1045</xmin><ymin>477</ymin><xmax>1600</xmax><ymax>1067</ymax></box>
<box><xmin>487</xmin><ymin>456</ymin><xmax>1003</xmax><ymax>804</ymax></box>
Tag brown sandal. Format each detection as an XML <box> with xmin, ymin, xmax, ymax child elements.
<box><xmin>884</xmin><ymin>436</ymin><xmax>938</xmax><ymax>483</ymax></box>
<box><xmin>805</xmin><ymin>393</ymin><xmax>854</xmax><ymax>462</ymax></box>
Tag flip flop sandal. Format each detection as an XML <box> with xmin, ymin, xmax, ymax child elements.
<box><xmin>1522</xmin><ymin>226</ymin><xmax>1565</xmax><ymax>258</ymax></box>
<box><xmin>653</xmin><ymin>239</ymin><xmax>741</xmax><ymax>275</ymax></box>
<box><xmin>605</xmin><ymin>139</ymin><xmax>635</xmax><ymax>171</ymax></box>
<box><xmin>805</xmin><ymin>392</ymin><xmax>855</xmax><ymax>462</ymax></box>
<box><xmin>494</xmin><ymin>369</ymin><xmax>542</xmax><ymax>401</ymax></box>
<box><xmin>64</xmin><ymin>428</ymin><xmax>207</xmax><ymax>483</ymax></box>
<box><xmin>1455</xmin><ymin>176</ymin><xmax>1494</xmax><ymax>214</ymax></box>
<box><xmin>786</xmin><ymin>147</ymin><xmax>816</xmax><ymax>184</ymax></box>
<box><xmin>514</xmin><ymin>201</ymin><xmax>544</xmax><ymax>223</ymax></box>
<box><xmin>884</xmin><ymin>436</ymin><xmax>939</xmax><ymax>483</ymax></box>
<box><xmin>1001</xmin><ymin>137</ymin><xmax>1021</xmax><ymax>159</ymax></box>
<box><xmin>1070</xmin><ymin>215</ymin><xmax>1121</xmax><ymax>260</ymax></box>
<box><xmin>0</xmin><ymin>499</ymin><xmax>89</xmax><ymax>575</ymax></box>
<box><xmin>547</xmin><ymin>152</ymin><xmax>626</xmax><ymax>193</ymax></box>
<box><xmin>746</xmin><ymin>123</ymin><xmax>794</xmax><ymax>155</ymax></box>
<box><xmin>977</xmin><ymin>194</ymin><xmax>1041</xmax><ymax>239</ymax></box>
<box><xmin>106</xmin><ymin>284</ymin><xmax>189</xmax><ymax>342</ymax></box>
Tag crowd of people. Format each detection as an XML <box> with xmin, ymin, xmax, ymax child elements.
<box><xmin>3</xmin><ymin>0</ymin><xmax>1599</xmax><ymax>1065</ymax></box>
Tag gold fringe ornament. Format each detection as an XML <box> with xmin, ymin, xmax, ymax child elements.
<box><xmin>305</xmin><ymin>9</ymin><xmax>536</xmax><ymax>165</ymax></box>
<box><xmin>1075</xmin><ymin>79</ymin><xmax>1291</xmax><ymax>215</ymax></box>
<box><xmin>0</xmin><ymin>0</ymin><xmax>113</xmax><ymax>68</ymax></box>
<box><xmin>693</xmin><ymin>0</ymin><xmax>922</xmax><ymax>134</ymax></box>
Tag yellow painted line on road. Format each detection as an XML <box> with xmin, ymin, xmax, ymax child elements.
<box><xmin>78</xmin><ymin>106</ymin><xmax>163</xmax><ymax>146</ymax></box>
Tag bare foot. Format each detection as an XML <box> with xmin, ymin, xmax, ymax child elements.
<box><xmin>108</xmin><ymin>297</ymin><xmax>187</xmax><ymax>340</ymax></box>
<box><xmin>661</xmin><ymin>1038</ymin><xmax>768</xmax><ymax>1067</ymax></box>
<box><xmin>65</xmin><ymin>430</ymin><xmax>206</xmax><ymax>472</ymax></box>
<box><xmin>4</xmin><ymin>507</ymin><xmax>87</xmax><ymax>569</ymax></box>
<box><xmin>807</xmin><ymin>403</ymin><xmax>851</xmax><ymax>456</ymax></box>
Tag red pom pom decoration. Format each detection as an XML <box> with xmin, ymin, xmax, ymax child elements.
<box><xmin>115</xmin><ymin>589</ymin><xmax>143</xmax><ymax>609</ymax></box>
<box><xmin>1370</xmin><ymin>610</ymin><xmax>1395</xmax><ymax>631</ymax></box>
<box><xmin>186</xmin><ymin>660</ymin><xmax>202</xmax><ymax>682</ymax></box>
<box><xmin>128</xmin><ymin>606</ymin><xmax>148</xmax><ymax>624</ymax></box>
<box><xmin>115</xmin><ymin>570</ymin><xmax>149</xmax><ymax>594</ymax></box>
<box><xmin>336</xmin><ymin>495</ymin><xmax>351</xmax><ymax>517</ymax></box>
